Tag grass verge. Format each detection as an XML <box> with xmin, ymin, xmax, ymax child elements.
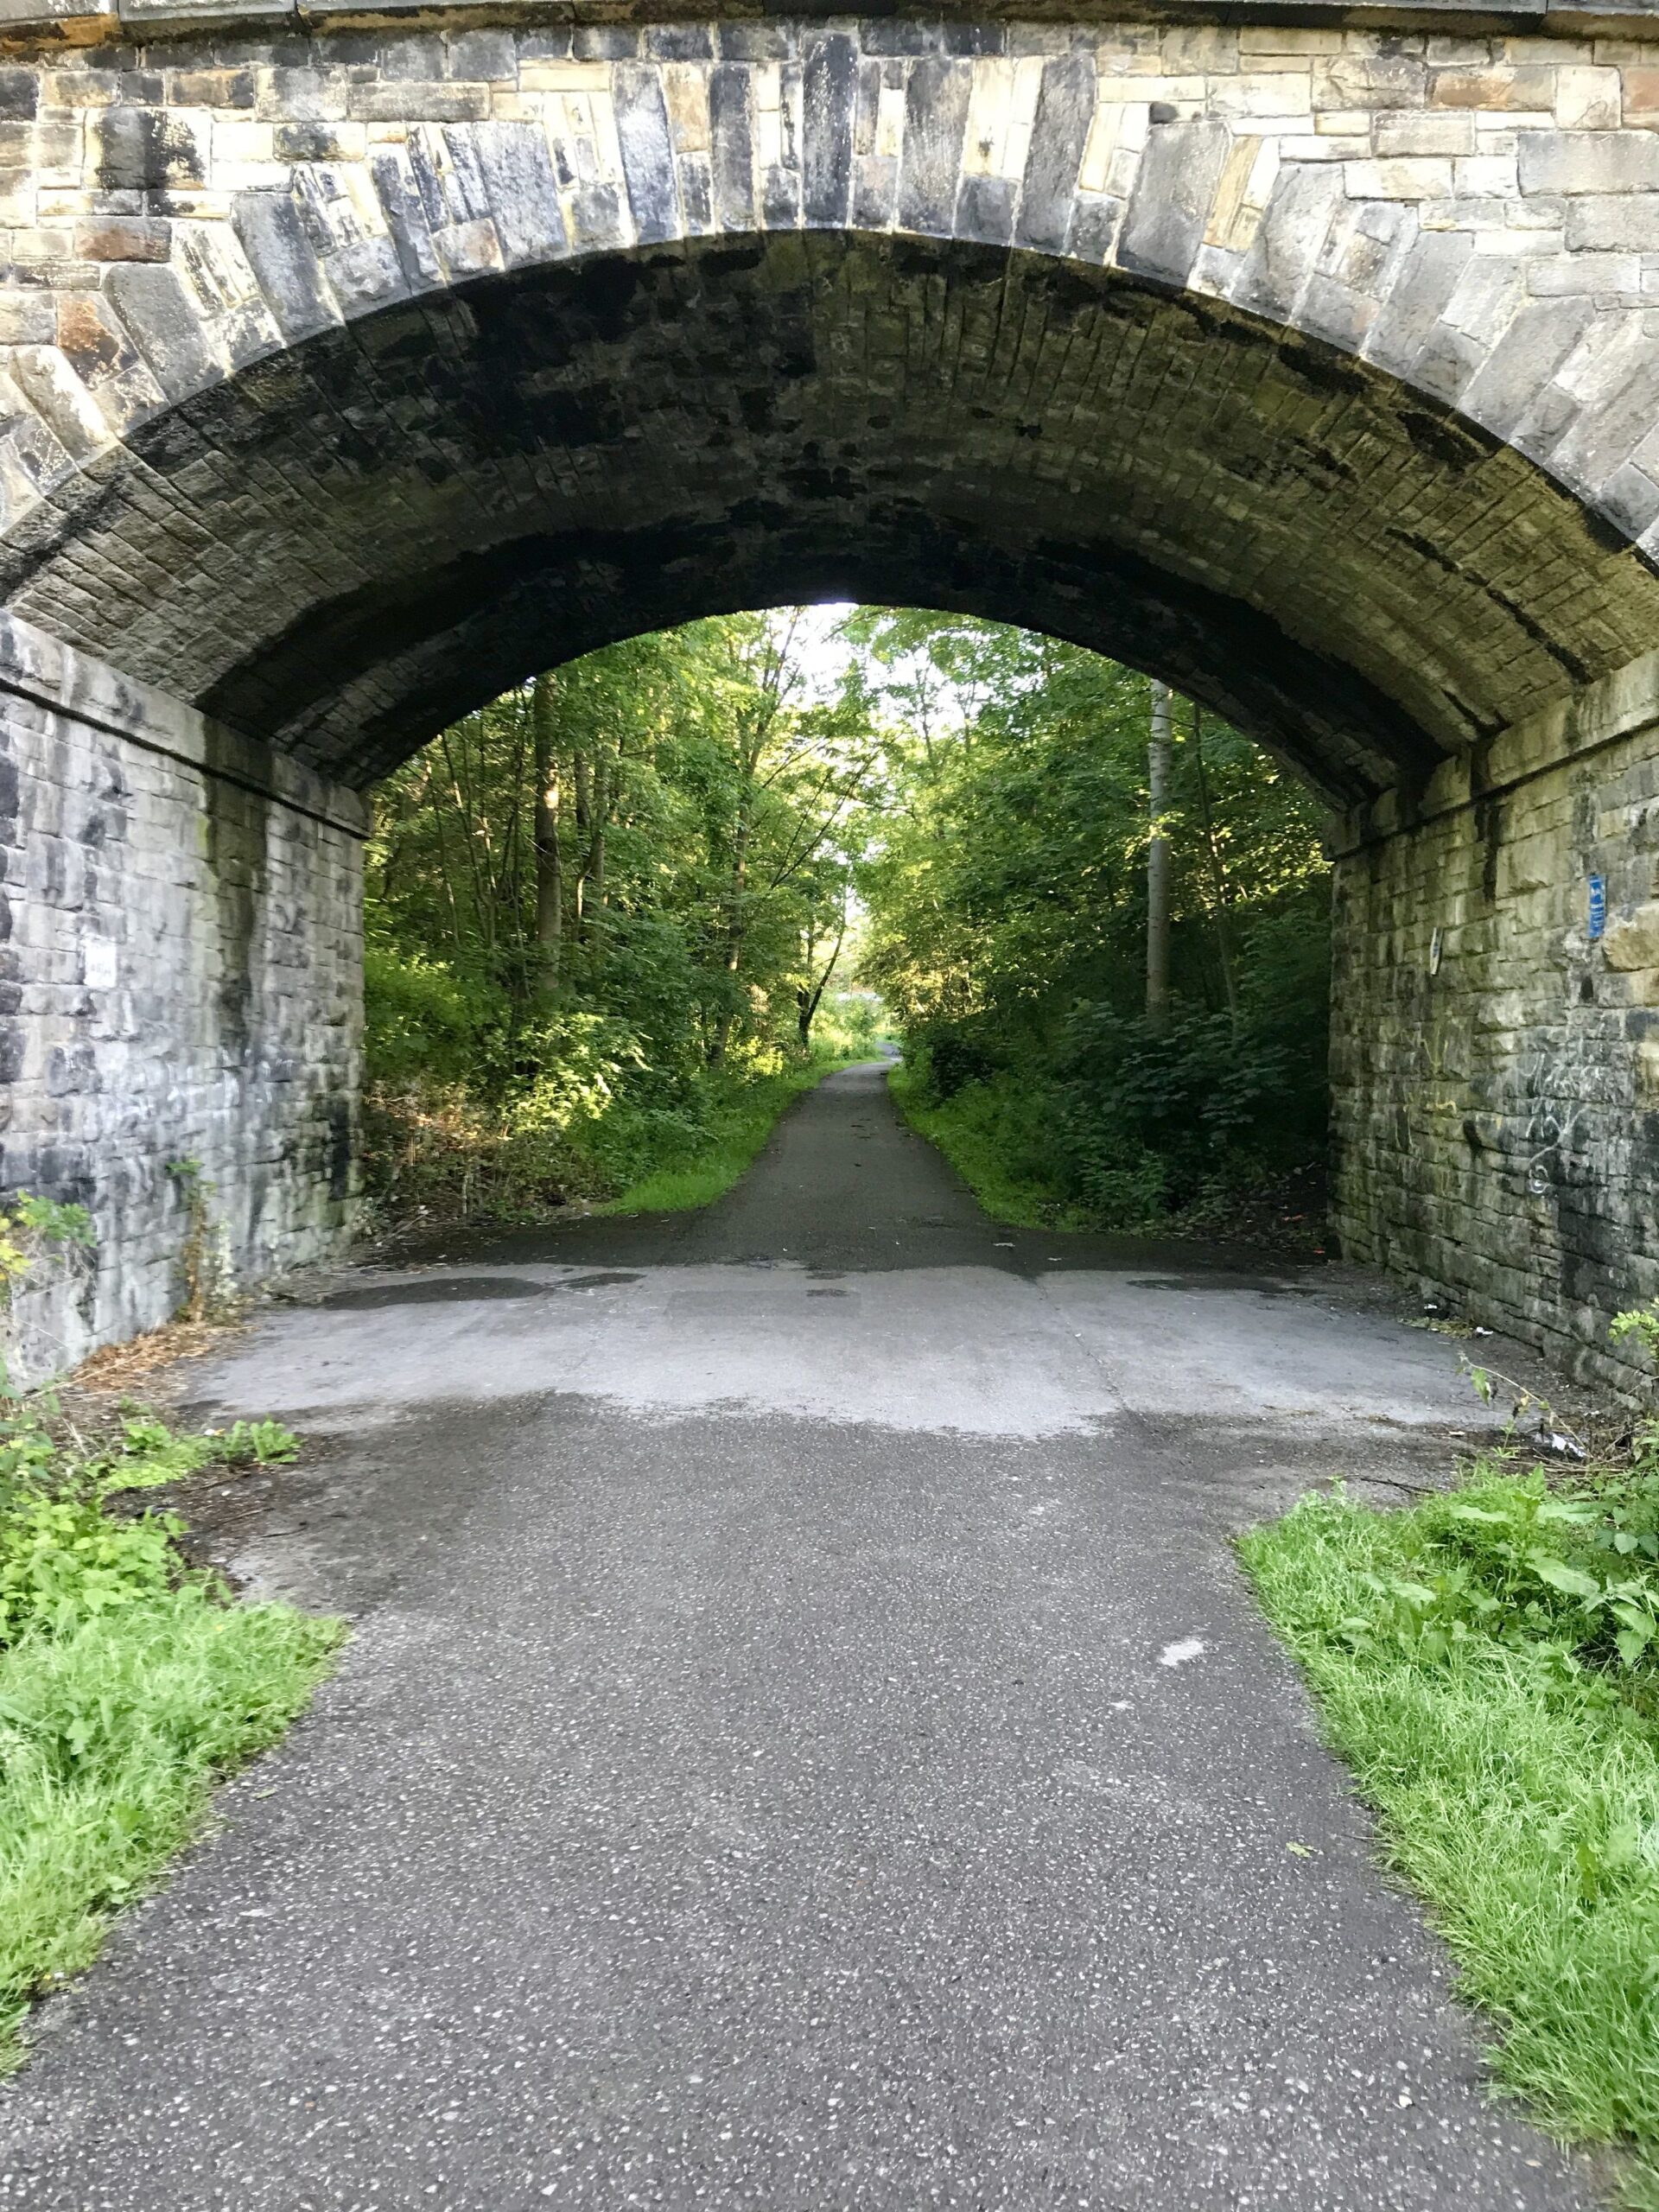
<box><xmin>596</xmin><ymin>1051</ymin><xmax>868</xmax><ymax>1216</ymax></box>
<box><xmin>1241</xmin><ymin>1469</ymin><xmax>1659</xmax><ymax>2205</ymax></box>
<box><xmin>0</xmin><ymin>1407</ymin><xmax>345</xmax><ymax>2070</ymax></box>
<box><xmin>886</xmin><ymin>1058</ymin><xmax>1088</xmax><ymax>1230</ymax></box>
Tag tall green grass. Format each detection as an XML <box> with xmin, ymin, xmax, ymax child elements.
<box><xmin>1243</xmin><ymin>1473</ymin><xmax>1659</xmax><ymax>2205</ymax></box>
<box><xmin>0</xmin><ymin>1411</ymin><xmax>344</xmax><ymax>2069</ymax></box>
<box><xmin>887</xmin><ymin>1059</ymin><xmax>1091</xmax><ymax>1230</ymax></box>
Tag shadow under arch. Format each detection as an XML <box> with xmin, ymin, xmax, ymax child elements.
<box><xmin>9</xmin><ymin>226</ymin><xmax>1659</xmax><ymax>807</ymax></box>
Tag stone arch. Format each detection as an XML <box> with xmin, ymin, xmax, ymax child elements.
<box><xmin>15</xmin><ymin>225</ymin><xmax>1659</xmax><ymax>816</ymax></box>
<box><xmin>5</xmin><ymin>13</ymin><xmax>1659</xmax><ymax>1382</ymax></box>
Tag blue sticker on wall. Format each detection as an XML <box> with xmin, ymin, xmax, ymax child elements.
<box><xmin>1588</xmin><ymin>875</ymin><xmax>1606</xmax><ymax>943</ymax></box>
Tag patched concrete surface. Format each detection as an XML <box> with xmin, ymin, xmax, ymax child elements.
<box><xmin>0</xmin><ymin>1067</ymin><xmax>1609</xmax><ymax>2209</ymax></box>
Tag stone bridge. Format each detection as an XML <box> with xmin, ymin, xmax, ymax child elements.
<box><xmin>4</xmin><ymin>0</ymin><xmax>1659</xmax><ymax>1381</ymax></box>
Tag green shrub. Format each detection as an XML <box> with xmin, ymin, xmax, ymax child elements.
<box><xmin>0</xmin><ymin>1405</ymin><xmax>343</xmax><ymax>2065</ymax></box>
<box><xmin>916</xmin><ymin>1027</ymin><xmax>999</xmax><ymax>1102</ymax></box>
<box><xmin>0</xmin><ymin>1590</ymin><xmax>341</xmax><ymax>2063</ymax></box>
<box><xmin>0</xmin><ymin>1491</ymin><xmax>180</xmax><ymax>1644</ymax></box>
<box><xmin>362</xmin><ymin>944</ymin><xmax>479</xmax><ymax>1089</ymax></box>
<box><xmin>896</xmin><ymin>1001</ymin><xmax>1322</xmax><ymax>1233</ymax></box>
<box><xmin>1052</xmin><ymin>1003</ymin><xmax>1307</xmax><ymax>1213</ymax></box>
<box><xmin>1243</xmin><ymin>1463</ymin><xmax>1659</xmax><ymax>2194</ymax></box>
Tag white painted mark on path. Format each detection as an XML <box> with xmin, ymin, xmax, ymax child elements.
<box><xmin>1158</xmin><ymin>1637</ymin><xmax>1208</xmax><ymax>1669</ymax></box>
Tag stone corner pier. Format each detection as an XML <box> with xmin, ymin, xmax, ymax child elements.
<box><xmin>0</xmin><ymin>613</ymin><xmax>363</xmax><ymax>1377</ymax></box>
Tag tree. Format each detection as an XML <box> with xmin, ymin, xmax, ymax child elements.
<box><xmin>531</xmin><ymin>671</ymin><xmax>563</xmax><ymax>995</ymax></box>
<box><xmin>1146</xmin><ymin>678</ymin><xmax>1173</xmax><ymax>1033</ymax></box>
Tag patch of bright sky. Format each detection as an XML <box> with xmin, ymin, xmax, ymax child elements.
<box><xmin>782</xmin><ymin>601</ymin><xmax>859</xmax><ymax>702</ymax></box>
<box><xmin>772</xmin><ymin>599</ymin><xmax>978</xmax><ymax>734</ymax></box>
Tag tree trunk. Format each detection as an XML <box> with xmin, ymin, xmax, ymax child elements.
<box><xmin>1147</xmin><ymin>679</ymin><xmax>1173</xmax><ymax>1032</ymax></box>
<box><xmin>1189</xmin><ymin>702</ymin><xmax>1239</xmax><ymax>1027</ymax></box>
<box><xmin>583</xmin><ymin>748</ymin><xmax>609</xmax><ymax>924</ymax></box>
<box><xmin>531</xmin><ymin>672</ymin><xmax>563</xmax><ymax>995</ymax></box>
<box><xmin>709</xmin><ymin>801</ymin><xmax>753</xmax><ymax>1068</ymax></box>
<box><xmin>572</xmin><ymin>748</ymin><xmax>593</xmax><ymax>937</ymax></box>
<box><xmin>797</xmin><ymin>900</ymin><xmax>849</xmax><ymax>1049</ymax></box>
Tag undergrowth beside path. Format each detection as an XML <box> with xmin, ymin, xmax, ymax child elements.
<box><xmin>1243</xmin><ymin>1467</ymin><xmax>1659</xmax><ymax>2208</ymax></box>
<box><xmin>887</xmin><ymin>1056</ymin><xmax>1075</xmax><ymax>1230</ymax></box>
<box><xmin>366</xmin><ymin>1042</ymin><xmax>874</xmax><ymax>1228</ymax></box>
<box><xmin>595</xmin><ymin>1053</ymin><xmax>866</xmax><ymax>1215</ymax></box>
<box><xmin>0</xmin><ymin>1406</ymin><xmax>344</xmax><ymax>2070</ymax></box>
<box><xmin>887</xmin><ymin>1052</ymin><xmax>1325</xmax><ymax>1248</ymax></box>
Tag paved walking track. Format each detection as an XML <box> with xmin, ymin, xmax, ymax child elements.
<box><xmin>0</xmin><ymin>1066</ymin><xmax>1611</xmax><ymax>2210</ymax></box>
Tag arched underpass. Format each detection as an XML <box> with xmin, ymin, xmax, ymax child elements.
<box><xmin>4</xmin><ymin>16</ymin><xmax>1659</xmax><ymax>1382</ymax></box>
<box><xmin>7</xmin><ymin>14</ymin><xmax>1659</xmax><ymax>2200</ymax></box>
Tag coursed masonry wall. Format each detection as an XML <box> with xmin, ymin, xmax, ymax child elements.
<box><xmin>0</xmin><ymin>613</ymin><xmax>363</xmax><ymax>1376</ymax></box>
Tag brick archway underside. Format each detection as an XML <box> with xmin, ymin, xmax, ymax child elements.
<box><xmin>7</xmin><ymin>227</ymin><xmax>1659</xmax><ymax>804</ymax></box>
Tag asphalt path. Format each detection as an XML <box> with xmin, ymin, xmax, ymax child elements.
<box><xmin>0</xmin><ymin>1064</ymin><xmax>1609</xmax><ymax>2210</ymax></box>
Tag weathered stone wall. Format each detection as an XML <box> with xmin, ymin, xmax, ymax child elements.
<box><xmin>1332</xmin><ymin>650</ymin><xmax>1659</xmax><ymax>1390</ymax></box>
<box><xmin>0</xmin><ymin>3</ymin><xmax>1655</xmax><ymax>1382</ymax></box>
<box><xmin>0</xmin><ymin>613</ymin><xmax>363</xmax><ymax>1378</ymax></box>
<box><xmin>2</xmin><ymin>13</ymin><xmax>1659</xmax><ymax>598</ymax></box>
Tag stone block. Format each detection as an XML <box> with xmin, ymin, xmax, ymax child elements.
<box><xmin>1363</xmin><ymin>226</ymin><xmax>1473</xmax><ymax>374</ymax></box>
<box><xmin>1603</xmin><ymin>899</ymin><xmax>1659</xmax><ymax>968</ymax></box>
<box><xmin>1518</xmin><ymin>127</ymin><xmax>1659</xmax><ymax>191</ymax></box>
<box><xmin>1016</xmin><ymin>54</ymin><xmax>1091</xmax><ymax>251</ymax></box>
<box><xmin>473</xmin><ymin>118</ymin><xmax>564</xmax><ymax>264</ymax></box>
<box><xmin>1376</xmin><ymin>111</ymin><xmax>1474</xmax><ymax>154</ymax></box>
<box><xmin>1116</xmin><ymin>113</ymin><xmax>1227</xmax><ymax>283</ymax></box>
<box><xmin>708</xmin><ymin>60</ymin><xmax>754</xmax><ymax>229</ymax></box>
<box><xmin>103</xmin><ymin>261</ymin><xmax>220</xmax><ymax>399</ymax></box>
<box><xmin>1556</xmin><ymin>65</ymin><xmax>1622</xmax><ymax>130</ymax></box>
<box><xmin>1462</xmin><ymin>296</ymin><xmax>1593</xmax><ymax>434</ymax></box>
<box><xmin>898</xmin><ymin>55</ymin><xmax>970</xmax><ymax>234</ymax></box>
<box><xmin>803</xmin><ymin>32</ymin><xmax>855</xmax><ymax>226</ymax></box>
<box><xmin>1565</xmin><ymin>193</ymin><xmax>1659</xmax><ymax>249</ymax></box>
<box><xmin>1433</xmin><ymin>67</ymin><xmax>1558</xmax><ymax>110</ymax></box>
<box><xmin>232</xmin><ymin>188</ymin><xmax>338</xmax><ymax>340</ymax></box>
<box><xmin>1235</xmin><ymin>156</ymin><xmax>1344</xmax><ymax>317</ymax></box>
<box><xmin>94</xmin><ymin>104</ymin><xmax>205</xmax><ymax>194</ymax></box>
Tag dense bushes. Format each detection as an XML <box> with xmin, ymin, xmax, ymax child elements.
<box><xmin>361</xmin><ymin>614</ymin><xmax>879</xmax><ymax>1224</ymax></box>
<box><xmin>361</xmin><ymin>950</ymin><xmax>879</xmax><ymax>1224</ymax></box>
<box><xmin>902</xmin><ymin>972</ymin><xmax>1326</xmax><ymax>1232</ymax></box>
<box><xmin>856</xmin><ymin>614</ymin><xmax>1332</xmax><ymax>1233</ymax></box>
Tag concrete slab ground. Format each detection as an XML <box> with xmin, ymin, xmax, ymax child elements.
<box><xmin>0</xmin><ymin>1065</ymin><xmax>1611</xmax><ymax>2209</ymax></box>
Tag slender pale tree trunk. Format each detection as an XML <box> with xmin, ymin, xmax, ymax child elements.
<box><xmin>572</xmin><ymin>748</ymin><xmax>593</xmax><ymax>937</ymax></box>
<box><xmin>1147</xmin><ymin>679</ymin><xmax>1173</xmax><ymax>1031</ymax></box>
<box><xmin>531</xmin><ymin>672</ymin><xmax>563</xmax><ymax>995</ymax></box>
<box><xmin>583</xmin><ymin>750</ymin><xmax>609</xmax><ymax>922</ymax></box>
<box><xmin>1188</xmin><ymin>702</ymin><xmax>1239</xmax><ymax>1027</ymax></box>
